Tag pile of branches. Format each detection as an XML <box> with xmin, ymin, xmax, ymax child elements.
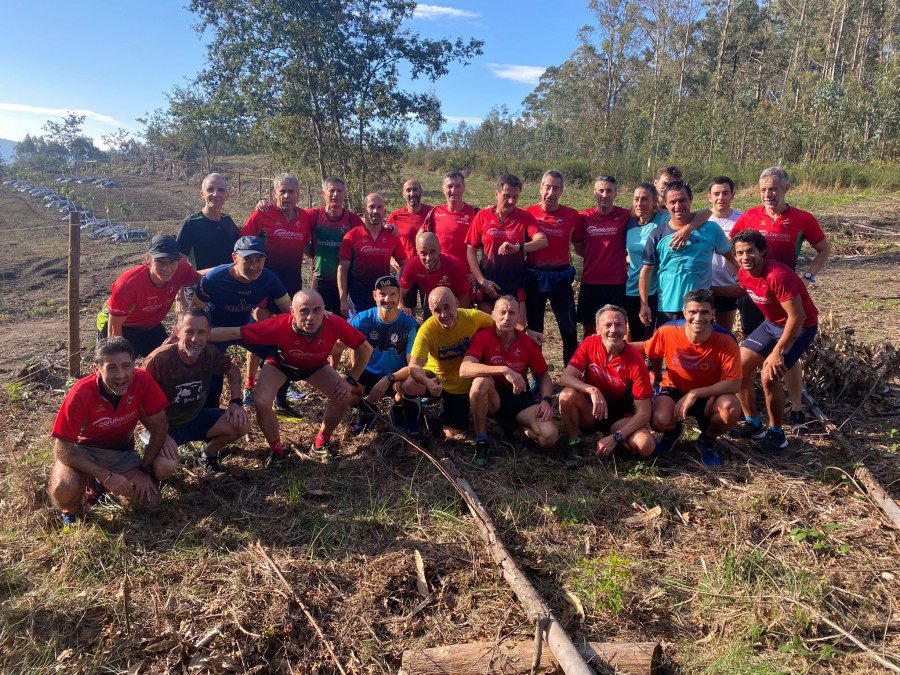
<box><xmin>804</xmin><ymin>312</ymin><xmax>900</xmax><ymax>410</ymax></box>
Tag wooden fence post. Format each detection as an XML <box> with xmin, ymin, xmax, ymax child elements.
<box><xmin>67</xmin><ymin>212</ymin><xmax>81</xmax><ymax>378</ymax></box>
<box><xmin>259</xmin><ymin>177</ymin><xmax>263</xmax><ymax>200</ymax></box>
<box><xmin>237</xmin><ymin>171</ymin><xmax>241</xmax><ymax>195</ymax></box>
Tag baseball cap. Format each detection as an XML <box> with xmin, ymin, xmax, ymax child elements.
<box><xmin>147</xmin><ymin>234</ymin><xmax>180</xmax><ymax>260</ymax></box>
<box><xmin>374</xmin><ymin>275</ymin><xmax>399</xmax><ymax>290</ymax></box>
<box><xmin>234</xmin><ymin>235</ymin><xmax>267</xmax><ymax>257</ymax></box>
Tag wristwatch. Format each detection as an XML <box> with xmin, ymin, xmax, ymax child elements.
<box><xmin>387</xmin><ymin>373</ymin><xmax>396</xmax><ymax>384</ymax></box>
<box><xmin>137</xmin><ymin>465</ymin><xmax>153</xmax><ymax>476</ymax></box>
<box><xmin>542</xmin><ymin>395</ymin><xmax>552</xmax><ymax>404</ymax></box>
<box><xmin>228</xmin><ymin>397</ymin><xmax>243</xmax><ymax>407</ymax></box>
<box><xmin>613</xmin><ymin>432</ymin><xmax>624</xmax><ymax>444</ymax></box>
<box><xmin>344</xmin><ymin>374</ymin><xmax>359</xmax><ymax>388</ymax></box>
<box><xmin>803</xmin><ymin>272</ymin><xmax>815</xmax><ymax>283</ymax></box>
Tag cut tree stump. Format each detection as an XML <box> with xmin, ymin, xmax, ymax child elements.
<box><xmin>400</xmin><ymin>640</ymin><xmax>661</xmax><ymax>674</ymax></box>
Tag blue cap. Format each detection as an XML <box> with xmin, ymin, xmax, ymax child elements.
<box><xmin>234</xmin><ymin>235</ymin><xmax>266</xmax><ymax>257</ymax></box>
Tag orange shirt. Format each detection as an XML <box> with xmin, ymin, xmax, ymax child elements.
<box><xmin>645</xmin><ymin>323</ymin><xmax>741</xmax><ymax>391</ymax></box>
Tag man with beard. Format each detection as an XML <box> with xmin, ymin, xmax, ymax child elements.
<box><xmin>97</xmin><ymin>234</ymin><xmax>200</xmax><ymax>357</ymax></box>
<box><xmin>398</xmin><ymin>231</ymin><xmax>471</xmax><ymax>319</ymax></box>
<box><xmin>49</xmin><ymin>337</ymin><xmax>173</xmax><ymax>528</ymax></box>
<box><xmin>460</xmin><ymin>296</ymin><xmax>557</xmax><ymax>468</ymax></box>
<box><xmin>144</xmin><ymin>308</ymin><xmax>250</xmax><ymax>477</ymax></box>
<box><xmin>338</xmin><ymin>193</ymin><xmax>408</xmax><ymax>317</ymax></box>
<box><xmin>210</xmin><ymin>290</ymin><xmax>373</xmax><ymax>466</ymax></box>
<box><xmin>421</xmin><ymin>171</ymin><xmax>478</xmax><ymax>263</ymax></box>
<box><xmin>558</xmin><ymin>305</ymin><xmax>655</xmax><ymax>469</ymax></box>
<box><xmin>632</xmin><ymin>289</ymin><xmax>742</xmax><ymax>466</ymax></box>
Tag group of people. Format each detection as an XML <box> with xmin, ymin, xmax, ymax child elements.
<box><xmin>49</xmin><ymin>165</ymin><xmax>828</xmax><ymax>527</ymax></box>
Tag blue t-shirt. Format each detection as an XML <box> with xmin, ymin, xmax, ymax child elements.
<box><xmin>625</xmin><ymin>212</ymin><xmax>668</xmax><ymax>297</ymax></box>
<box><xmin>641</xmin><ymin>220</ymin><xmax>731</xmax><ymax>312</ymax></box>
<box><xmin>195</xmin><ymin>264</ymin><xmax>288</xmax><ymax>327</ymax></box>
<box><xmin>351</xmin><ymin>307</ymin><xmax>419</xmax><ymax>378</ymax></box>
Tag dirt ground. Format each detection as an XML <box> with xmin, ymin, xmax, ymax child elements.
<box><xmin>1</xmin><ymin>173</ymin><xmax>899</xmax><ymax>674</ymax></box>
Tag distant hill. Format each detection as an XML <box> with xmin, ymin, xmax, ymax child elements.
<box><xmin>0</xmin><ymin>138</ymin><xmax>17</xmax><ymax>162</ymax></box>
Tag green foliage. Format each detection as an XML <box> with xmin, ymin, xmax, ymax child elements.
<box><xmin>572</xmin><ymin>552</ymin><xmax>632</xmax><ymax>614</ymax></box>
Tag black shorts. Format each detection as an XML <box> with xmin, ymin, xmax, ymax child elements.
<box><xmin>577</xmin><ymin>283</ymin><xmax>626</xmax><ymax>325</ymax></box>
<box><xmin>98</xmin><ymin>322</ymin><xmax>168</xmax><ymax>359</ymax></box>
<box><xmin>441</xmin><ymin>391</ymin><xmax>470</xmax><ymax>431</ymax></box>
<box><xmin>658</xmin><ymin>387</ymin><xmax>713</xmax><ymax>433</ymax></box>
<box><xmin>656</xmin><ymin>310</ymin><xmax>684</xmax><ymax>328</ymax></box>
<box><xmin>314</xmin><ymin>283</ymin><xmax>342</xmax><ymax>315</ymax></box>
<box><xmin>624</xmin><ymin>294</ymin><xmax>657</xmax><ymax>341</ymax></box>
<box><xmin>713</xmin><ymin>294</ymin><xmax>739</xmax><ymax>313</ymax></box>
<box><xmin>489</xmin><ymin>387</ymin><xmax>537</xmax><ymax>424</ymax></box>
<box><xmin>578</xmin><ymin>398</ymin><xmax>634</xmax><ymax>436</ymax></box>
<box><xmin>266</xmin><ymin>359</ymin><xmax>326</xmax><ymax>383</ymax></box>
<box><xmin>739</xmin><ymin>296</ymin><xmax>765</xmax><ymax>335</ymax></box>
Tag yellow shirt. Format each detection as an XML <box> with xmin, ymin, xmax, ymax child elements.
<box><xmin>410</xmin><ymin>308</ymin><xmax>494</xmax><ymax>394</ymax></box>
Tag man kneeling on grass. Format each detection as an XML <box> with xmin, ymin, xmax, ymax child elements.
<box><xmin>459</xmin><ymin>295</ymin><xmax>557</xmax><ymax>468</ymax></box>
<box><xmin>557</xmin><ymin>304</ymin><xmax>655</xmax><ymax>470</ymax></box>
<box><xmin>143</xmin><ymin>308</ymin><xmax>250</xmax><ymax>478</ymax></box>
<box><xmin>631</xmin><ymin>289</ymin><xmax>742</xmax><ymax>466</ymax></box>
<box><xmin>49</xmin><ymin>337</ymin><xmax>174</xmax><ymax>529</ymax></box>
<box><xmin>209</xmin><ymin>289</ymin><xmax>373</xmax><ymax>466</ymax></box>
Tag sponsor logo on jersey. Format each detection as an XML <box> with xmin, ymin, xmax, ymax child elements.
<box><xmin>746</xmin><ymin>289</ymin><xmax>773</xmax><ymax>305</ymax></box>
<box><xmin>437</xmin><ymin>338</ymin><xmax>470</xmax><ymax>361</ymax></box>
<box><xmin>273</xmin><ymin>228</ymin><xmax>307</xmax><ymax>240</ymax></box>
<box><xmin>486</xmin><ymin>228</ymin><xmax>518</xmax><ymax>238</ymax></box>
<box><xmin>489</xmin><ymin>355</ymin><xmax>506</xmax><ymax>365</ymax></box>
<box><xmin>93</xmin><ymin>410</ymin><xmax>139</xmax><ymax>429</ymax></box>
<box><xmin>389</xmin><ymin>332</ymin><xmax>399</xmax><ymax>344</ymax></box>
<box><xmin>586</xmin><ymin>225</ymin><xmax>619</xmax><ymax>237</ymax></box>
<box><xmin>359</xmin><ymin>245</ymin><xmax>390</xmax><ymax>255</ymax></box>
<box><xmin>669</xmin><ymin>350</ymin><xmax>718</xmax><ymax>372</ymax></box>
<box><xmin>142</xmin><ymin>303</ymin><xmax>166</xmax><ymax>314</ymax></box>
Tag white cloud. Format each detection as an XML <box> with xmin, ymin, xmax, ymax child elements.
<box><xmin>444</xmin><ymin>115</ymin><xmax>482</xmax><ymax>125</ymax></box>
<box><xmin>0</xmin><ymin>103</ymin><xmax>120</xmax><ymax>126</ymax></box>
<box><xmin>486</xmin><ymin>63</ymin><xmax>546</xmax><ymax>85</ymax></box>
<box><xmin>413</xmin><ymin>4</ymin><xmax>480</xmax><ymax>20</ymax></box>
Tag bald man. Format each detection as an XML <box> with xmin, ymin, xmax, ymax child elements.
<box><xmin>210</xmin><ymin>289</ymin><xmax>374</xmax><ymax>466</ymax></box>
<box><xmin>399</xmin><ymin>230</ymin><xmax>471</xmax><ymax>319</ymax></box>
<box><xmin>338</xmin><ymin>193</ymin><xmax>408</xmax><ymax>318</ymax></box>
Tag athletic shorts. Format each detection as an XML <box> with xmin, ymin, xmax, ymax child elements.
<box><xmin>350</xmin><ymin>293</ymin><xmax>376</xmax><ymax>316</ymax></box>
<box><xmin>314</xmin><ymin>284</ymin><xmax>342</xmax><ymax>315</ymax></box>
<box><xmin>577</xmin><ymin>397</ymin><xmax>634</xmax><ymax>436</ymax></box>
<box><xmin>624</xmin><ymin>294</ymin><xmax>657</xmax><ymax>341</ymax></box>
<box><xmin>739</xmin><ymin>297</ymin><xmax>765</xmax><ymax>335</ymax></box>
<box><xmin>441</xmin><ymin>391</ymin><xmax>471</xmax><ymax>431</ymax></box>
<box><xmin>658</xmin><ymin>387</ymin><xmax>714</xmax><ymax>433</ymax></box>
<box><xmin>474</xmin><ymin>286</ymin><xmax>526</xmax><ymax>303</ymax></box>
<box><xmin>97</xmin><ymin>321</ymin><xmax>168</xmax><ymax>359</ymax></box>
<box><xmin>265</xmin><ymin>358</ymin><xmax>327</xmax><ymax>383</ymax></box>
<box><xmin>75</xmin><ymin>442</ymin><xmax>142</xmax><ymax>474</ymax></box>
<box><xmin>168</xmin><ymin>408</ymin><xmax>226</xmax><ymax>446</ymax></box>
<box><xmin>489</xmin><ymin>387</ymin><xmax>537</xmax><ymax>425</ymax></box>
<box><xmin>577</xmin><ymin>283</ymin><xmax>626</xmax><ymax>325</ymax></box>
<box><xmin>713</xmin><ymin>294</ymin><xmax>739</xmax><ymax>313</ymax></box>
<box><xmin>656</xmin><ymin>310</ymin><xmax>684</xmax><ymax>328</ymax></box>
<box><xmin>742</xmin><ymin>322</ymin><xmax>818</xmax><ymax>370</ymax></box>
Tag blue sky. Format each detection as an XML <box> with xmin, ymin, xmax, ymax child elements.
<box><xmin>0</xmin><ymin>1</ymin><xmax>596</xmax><ymax>149</ymax></box>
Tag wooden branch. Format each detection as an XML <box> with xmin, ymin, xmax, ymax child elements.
<box><xmin>803</xmin><ymin>391</ymin><xmax>900</xmax><ymax>529</ymax></box>
<box><xmin>400</xmin><ymin>640</ymin><xmax>661</xmax><ymax>675</ymax></box>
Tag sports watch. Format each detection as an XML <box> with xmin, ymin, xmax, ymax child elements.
<box><xmin>613</xmin><ymin>432</ymin><xmax>624</xmax><ymax>443</ymax></box>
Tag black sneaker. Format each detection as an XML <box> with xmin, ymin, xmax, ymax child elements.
<box><xmin>789</xmin><ymin>410</ymin><xmax>810</xmax><ymax>436</ymax></box>
<box><xmin>242</xmin><ymin>387</ymin><xmax>255</xmax><ymax>406</ymax></box>
<box><xmin>196</xmin><ymin>450</ymin><xmax>226</xmax><ymax>477</ymax></box>
<box><xmin>729</xmin><ymin>421</ymin><xmax>766</xmax><ymax>439</ymax></box>
<box><xmin>274</xmin><ymin>400</ymin><xmax>304</xmax><ymax>420</ymax></box>
<box><xmin>654</xmin><ymin>422</ymin><xmax>684</xmax><ymax>455</ymax></box>
<box><xmin>266</xmin><ymin>449</ymin><xmax>287</xmax><ymax>469</ymax></box>
<box><xmin>759</xmin><ymin>428</ymin><xmax>788</xmax><ymax>454</ymax></box>
<box><xmin>472</xmin><ymin>439</ymin><xmax>492</xmax><ymax>469</ymax></box>
<box><xmin>560</xmin><ymin>447</ymin><xmax>580</xmax><ymax>470</ymax></box>
<box><xmin>311</xmin><ymin>441</ymin><xmax>337</xmax><ymax>464</ymax></box>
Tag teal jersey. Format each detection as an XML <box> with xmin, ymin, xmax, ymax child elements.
<box><xmin>641</xmin><ymin>220</ymin><xmax>731</xmax><ymax>312</ymax></box>
<box><xmin>625</xmin><ymin>212</ymin><xmax>669</xmax><ymax>297</ymax></box>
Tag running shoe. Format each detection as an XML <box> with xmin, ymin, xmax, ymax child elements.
<box><xmin>312</xmin><ymin>441</ymin><xmax>337</xmax><ymax>464</ymax></box>
<box><xmin>789</xmin><ymin>410</ymin><xmax>810</xmax><ymax>436</ymax></box>
<box><xmin>472</xmin><ymin>439</ymin><xmax>492</xmax><ymax>469</ymax></box>
<box><xmin>266</xmin><ymin>448</ymin><xmax>286</xmax><ymax>469</ymax></box>
<box><xmin>696</xmin><ymin>434</ymin><xmax>721</xmax><ymax>466</ymax></box>
<box><xmin>729</xmin><ymin>420</ymin><xmax>766</xmax><ymax>439</ymax></box>
<box><xmin>274</xmin><ymin>400</ymin><xmax>304</xmax><ymax>420</ymax></box>
<box><xmin>242</xmin><ymin>387</ymin><xmax>255</xmax><ymax>406</ymax></box>
<box><xmin>61</xmin><ymin>505</ymin><xmax>83</xmax><ymax>531</ymax></box>
<box><xmin>654</xmin><ymin>422</ymin><xmax>685</xmax><ymax>455</ymax></box>
<box><xmin>759</xmin><ymin>428</ymin><xmax>789</xmax><ymax>454</ymax></box>
<box><xmin>196</xmin><ymin>450</ymin><xmax>226</xmax><ymax>477</ymax></box>
<box><xmin>389</xmin><ymin>403</ymin><xmax>407</xmax><ymax>432</ymax></box>
<box><xmin>352</xmin><ymin>413</ymin><xmax>376</xmax><ymax>434</ymax></box>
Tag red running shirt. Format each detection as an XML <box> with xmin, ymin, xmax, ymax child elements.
<box><xmin>387</xmin><ymin>205</ymin><xmax>432</xmax><ymax>259</ymax></box>
<box><xmin>422</xmin><ymin>204</ymin><xmax>477</xmax><ymax>263</ymax></box>
<box><xmin>466</xmin><ymin>207</ymin><xmax>541</xmax><ymax>289</ymax></box>
<box><xmin>568</xmin><ymin>336</ymin><xmax>652</xmax><ymax>402</ymax></box>
<box><xmin>107</xmin><ymin>261</ymin><xmax>198</xmax><ymax>328</ymax></box>
<box><xmin>738</xmin><ymin>260</ymin><xmax>818</xmax><ymax>327</ymax></box>
<box><xmin>399</xmin><ymin>253</ymin><xmax>471</xmax><ymax>300</ymax></box>
<box><xmin>241</xmin><ymin>313</ymin><xmax>366</xmax><ymax>372</ymax></box>
<box><xmin>338</xmin><ymin>226</ymin><xmax>408</xmax><ymax>299</ymax></box>
<box><xmin>525</xmin><ymin>203</ymin><xmax>581</xmax><ymax>267</ymax></box>
<box><xmin>730</xmin><ymin>206</ymin><xmax>825</xmax><ymax>270</ymax></box>
<box><xmin>51</xmin><ymin>370</ymin><xmax>169</xmax><ymax>450</ymax></box>
<box><xmin>573</xmin><ymin>206</ymin><xmax>631</xmax><ymax>284</ymax></box>
<box><xmin>644</xmin><ymin>324</ymin><xmax>742</xmax><ymax>392</ymax></box>
<box><xmin>465</xmin><ymin>327</ymin><xmax>548</xmax><ymax>391</ymax></box>
<box><xmin>242</xmin><ymin>207</ymin><xmax>312</xmax><ymax>291</ymax></box>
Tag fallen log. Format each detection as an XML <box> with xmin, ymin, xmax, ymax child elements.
<box><xmin>400</xmin><ymin>640</ymin><xmax>661</xmax><ymax>675</ymax></box>
<box><xmin>803</xmin><ymin>391</ymin><xmax>900</xmax><ymax>530</ymax></box>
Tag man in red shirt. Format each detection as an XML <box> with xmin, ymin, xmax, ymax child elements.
<box><xmin>524</xmin><ymin>170</ymin><xmax>581</xmax><ymax>364</ymax></box>
<box><xmin>399</xmin><ymin>231</ymin><xmax>471</xmax><ymax>319</ymax></box>
<box><xmin>421</xmin><ymin>170</ymin><xmax>478</xmax><ymax>263</ymax></box>
<box><xmin>338</xmin><ymin>193</ymin><xmax>408</xmax><ymax>317</ymax></box>
<box><xmin>729</xmin><ymin>166</ymin><xmax>831</xmax><ymax>435</ymax></box>
<box><xmin>728</xmin><ymin>230</ymin><xmax>819</xmax><ymax>453</ymax></box>
<box><xmin>388</xmin><ymin>179</ymin><xmax>432</xmax><ymax>260</ymax></box>
<box><xmin>460</xmin><ymin>296</ymin><xmax>557</xmax><ymax>468</ymax></box>
<box><xmin>574</xmin><ymin>175</ymin><xmax>632</xmax><ymax>336</ymax></box>
<box><xmin>466</xmin><ymin>173</ymin><xmax>548</xmax><ymax>312</ymax></box>
<box><xmin>97</xmin><ymin>234</ymin><xmax>200</xmax><ymax>357</ymax></box>
<box><xmin>242</xmin><ymin>173</ymin><xmax>314</xmax><ymax>407</ymax></box>
<box><xmin>558</xmin><ymin>305</ymin><xmax>654</xmax><ymax>469</ymax></box>
<box><xmin>632</xmin><ymin>289</ymin><xmax>742</xmax><ymax>466</ymax></box>
<box><xmin>49</xmin><ymin>337</ymin><xmax>175</xmax><ymax>528</ymax></box>
<box><xmin>210</xmin><ymin>289</ymin><xmax>374</xmax><ymax>466</ymax></box>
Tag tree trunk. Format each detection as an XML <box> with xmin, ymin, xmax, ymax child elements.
<box><xmin>712</xmin><ymin>0</ymin><xmax>735</xmax><ymax>98</ymax></box>
<box><xmin>831</xmin><ymin>0</ymin><xmax>849</xmax><ymax>81</ymax></box>
<box><xmin>677</xmin><ymin>0</ymin><xmax>696</xmax><ymax>103</ymax></box>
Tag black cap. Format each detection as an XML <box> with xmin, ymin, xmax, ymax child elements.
<box><xmin>374</xmin><ymin>275</ymin><xmax>399</xmax><ymax>290</ymax></box>
<box><xmin>234</xmin><ymin>235</ymin><xmax>267</xmax><ymax>257</ymax></box>
<box><xmin>147</xmin><ymin>234</ymin><xmax>180</xmax><ymax>260</ymax></box>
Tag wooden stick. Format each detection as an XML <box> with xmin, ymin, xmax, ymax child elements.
<box><xmin>803</xmin><ymin>391</ymin><xmax>900</xmax><ymax>529</ymax></box>
<box><xmin>67</xmin><ymin>211</ymin><xmax>81</xmax><ymax>378</ymax></box>
<box><xmin>401</xmin><ymin>640</ymin><xmax>662</xmax><ymax>675</ymax></box>
<box><xmin>251</xmin><ymin>542</ymin><xmax>348</xmax><ymax>675</ymax></box>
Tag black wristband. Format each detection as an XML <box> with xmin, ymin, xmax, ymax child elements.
<box><xmin>228</xmin><ymin>397</ymin><xmax>243</xmax><ymax>407</ymax></box>
<box><xmin>542</xmin><ymin>395</ymin><xmax>552</xmax><ymax>404</ymax></box>
<box><xmin>519</xmin><ymin>241</ymin><xmax>524</xmax><ymax>252</ymax></box>
<box><xmin>523</xmin><ymin>325</ymin><xmax>530</xmax><ymax>333</ymax></box>
<box><xmin>344</xmin><ymin>374</ymin><xmax>358</xmax><ymax>387</ymax></box>
<box><xmin>137</xmin><ymin>465</ymin><xmax>153</xmax><ymax>476</ymax></box>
